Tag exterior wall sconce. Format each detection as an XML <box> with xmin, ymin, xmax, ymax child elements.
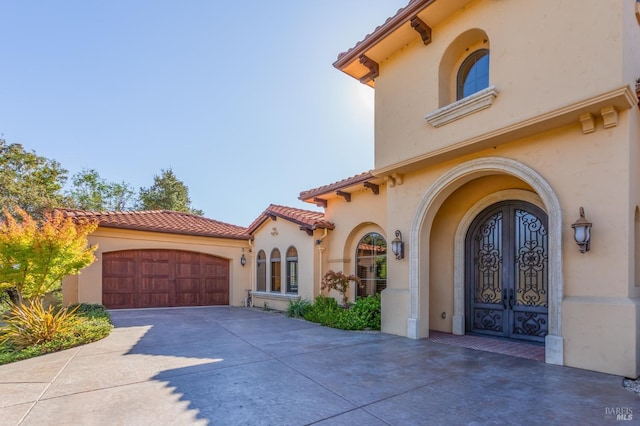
<box><xmin>391</xmin><ymin>230</ymin><xmax>405</xmax><ymax>260</ymax></box>
<box><xmin>571</xmin><ymin>207</ymin><xmax>592</xmax><ymax>253</ymax></box>
<box><xmin>240</xmin><ymin>253</ymin><xmax>246</xmax><ymax>266</ymax></box>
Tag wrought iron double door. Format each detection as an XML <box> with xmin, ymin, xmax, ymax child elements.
<box><xmin>466</xmin><ymin>201</ymin><xmax>549</xmax><ymax>343</ymax></box>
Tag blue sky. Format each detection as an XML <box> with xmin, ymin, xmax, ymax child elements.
<box><xmin>0</xmin><ymin>1</ymin><xmax>408</xmax><ymax>226</ymax></box>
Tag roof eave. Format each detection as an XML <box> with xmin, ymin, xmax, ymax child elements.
<box><xmin>97</xmin><ymin>223</ymin><xmax>250</xmax><ymax>240</ymax></box>
<box><xmin>333</xmin><ymin>0</ymin><xmax>437</xmax><ymax>70</ymax></box>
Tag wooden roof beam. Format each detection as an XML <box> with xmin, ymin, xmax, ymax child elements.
<box><xmin>313</xmin><ymin>197</ymin><xmax>328</xmax><ymax>208</ymax></box>
<box><xmin>336</xmin><ymin>190</ymin><xmax>351</xmax><ymax>202</ymax></box>
<box><xmin>364</xmin><ymin>182</ymin><xmax>379</xmax><ymax>195</ymax></box>
<box><xmin>410</xmin><ymin>16</ymin><xmax>432</xmax><ymax>45</ymax></box>
<box><xmin>358</xmin><ymin>55</ymin><xmax>379</xmax><ymax>85</ymax></box>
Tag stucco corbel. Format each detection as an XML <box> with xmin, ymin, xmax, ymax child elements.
<box><xmin>600</xmin><ymin>105</ymin><xmax>618</xmax><ymax>128</ymax></box>
<box><xmin>579</xmin><ymin>112</ymin><xmax>595</xmax><ymax>134</ymax></box>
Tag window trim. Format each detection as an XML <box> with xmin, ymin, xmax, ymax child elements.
<box><xmin>256</xmin><ymin>250</ymin><xmax>267</xmax><ymax>292</ymax></box>
<box><xmin>270</xmin><ymin>248</ymin><xmax>281</xmax><ymax>293</ymax></box>
<box><xmin>285</xmin><ymin>246</ymin><xmax>298</xmax><ymax>294</ymax></box>
<box><xmin>456</xmin><ymin>49</ymin><xmax>490</xmax><ymax>101</ymax></box>
<box><xmin>425</xmin><ymin>85</ymin><xmax>498</xmax><ymax>128</ymax></box>
<box><xmin>355</xmin><ymin>232</ymin><xmax>387</xmax><ymax>299</ymax></box>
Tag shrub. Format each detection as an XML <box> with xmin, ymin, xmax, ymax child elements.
<box><xmin>303</xmin><ymin>295</ymin><xmax>340</xmax><ymax>326</ymax></box>
<box><xmin>68</xmin><ymin>303</ymin><xmax>110</xmax><ymax>320</ymax></box>
<box><xmin>0</xmin><ymin>300</ymin><xmax>81</xmax><ymax>350</ymax></box>
<box><xmin>286</xmin><ymin>298</ymin><xmax>312</xmax><ymax>318</ymax></box>
<box><xmin>348</xmin><ymin>294</ymin><xmax>381</xmax><ymax>330</ymax></box>
<box><xmin>0</xmin><ymin>291</ymin><xmax>9</xmax><ymax>314</ymax></box>
<box><xmin>321</xmin><ymin>270</ymin><xmax>362</xmax><ymax>306</ymax></box>
<box><xmin>303</xmin><ymin>294</ymin><xmax>381</xmax><ymax>331</ymax></box>
<box><xmin>0</xmin><ymin>302</ymin><xmax>113</xmax><ymax>365</ymax></box>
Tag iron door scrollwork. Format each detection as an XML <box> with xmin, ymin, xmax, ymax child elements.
<box><xmin>466</xmin><ymin>201</ymin><xmax>549</xmax><ymax>343</ymax></box>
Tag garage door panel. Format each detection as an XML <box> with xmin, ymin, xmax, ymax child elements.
<box><xmin>175</xmin><ymin>279</ymin><xmax>201</xmax><ymax>292</ymax></box>
<box><xmin>103</xmin><ymin>277</ymin><xmax>134</xmax><ymax>292</ymax></box>
<box><xmin>138</xmin><ymin>293</ymin><xmax>171</xmax><ymax>308</ymax></box>
<box><xmin>175</xmin><ymin>292</ymin><xmax>201</xmax><ymax>306</ymax></box>
<box><xmin>139</xmin><ymin>278</ymin><xmax>170</xmax><ymax>292</ymax></box>
<box><xmin>204</xmin><ymin>292</ymin><xmax>228</xmax><ymax>305</ymax></box>
<box><xmin>205</xmin><ymin>278</ymin><xmax>227</xmax><ymax>292</ymax></box>
<box><xmin>176</xmin><ymin>262</ymin><xmax>200</xmax><ymax>277</ymax></box>
<box><xmin>103</xmin><ymin>293</ymin><xmax>135</xmax><ymax>310</ymax></box>
<box><xmin>103</xmin><ymin>250</ymin><xmax>229</xmax><ymax>309</ymax></box>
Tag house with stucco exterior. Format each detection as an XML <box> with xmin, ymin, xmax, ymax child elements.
<box><xmin>63</xmin><ymin>0</ymin><xmax>640</xmax><ymax>378</ymax></box>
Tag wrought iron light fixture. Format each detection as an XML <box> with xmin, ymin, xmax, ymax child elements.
<box><xmin>240</xmin><ymin>253</ymin><xmax>246</xmax><ymax>266</ymax></box>
<box><xmin>571</xmin><ymin>207</ymin><xmax>592</xmax><ymax>253</ymax></box>
<box><xmin>391</xmin><ymin>230</ymin><xmax>404</xmax><ymax>260</ymax></box>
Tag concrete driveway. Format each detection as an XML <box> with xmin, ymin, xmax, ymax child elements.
<box><xmin>1</xmin><ymin>307</ymin><xmax>638</xmax><ymax>425</ymax></box>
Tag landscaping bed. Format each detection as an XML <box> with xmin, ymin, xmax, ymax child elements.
<box><xmin>0</xmin><ymin>303</ymin><xmax>113</xmax><ymax>365</ymax></box>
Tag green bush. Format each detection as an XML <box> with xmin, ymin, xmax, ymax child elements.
<box><xmin>0</xmin><ymin>302</ymin><xmax>113</xmax><ymax>365</ymax></box>
<box><xmin>303</xmin><ymin>294</ymin><xmax>381</xmax><ymax>331</ymax></box>
<box><xmin>349</xmin><ymin>294</ymin><xmax>381</xmax><ymax>330</ymax></box>
<box><xmin>286</xmin><ymin>298</ymin><xmax>312</xmax><ymax>318</ymax></box>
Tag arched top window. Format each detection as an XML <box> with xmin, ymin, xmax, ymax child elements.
<box><xmin>270</xmin><ymin>248</ymin><xmax>281</xmax><ymax>292</ymax></box>
<box><xmin>286</xmin><ymin>246</ymin><xmax>298</xmax><ymax>294</ymax></box>
<box><xmin>457</xmin><ymin>49</ymin><xmax>489</xmax><ymax>100</ymax></box>
<box><xmin>270</xmin><ymin>248</ymin><xmax>280</xmax><ymax>260</ymax></box>
<box><xmin>256</xmin><ymin>250</ymin><xmax>266</xmax><ymax>292</ymax></box>
<box><xmin>286</xmin><ymin>247</ymin><xmax>298</xmax><ymax>260</ymax></box>
<box><xmin>356</xmin><ymin>233</ymin><xmax>387</xmax><ymax>298</ymax></box>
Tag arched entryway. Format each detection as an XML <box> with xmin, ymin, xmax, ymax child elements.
<box><xmin>465</xmin><ymin>200</ymin><xmax>548</xmax><ymax>343</ymax></box>
<box><xmin>409</xmin><ymin>157</ymin><xmax>563</xmax><ymax>365</ymax></box>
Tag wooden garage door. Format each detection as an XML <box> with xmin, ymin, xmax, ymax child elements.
<box><xmin>102</xmin><ymin>250</ymin><xmax>229</xmax><ymax>309</ymax></box>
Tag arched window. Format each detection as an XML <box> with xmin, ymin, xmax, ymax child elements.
<box><xmin>270</xmin><ymin>248</ymin><xmax>281</xmax><ymax>292</ymax></box>
<box><xmin>457</xmin><ymin>49</ymin><xmax>489</xmax><ymax>100</ymax></box>
<box><xmin>256</xmin><ymin>250</ymin><xmax>266</xmax><ymax>292</ymax></box>
<box><xmin>356</xmin><ymin>233</ymin><xmax>387</xmax><ymax>298</ymax></box>
<box><xmin>286</xmin><ymin>246</ymin><xmax>298</xmax><ymax>294</ymax></box>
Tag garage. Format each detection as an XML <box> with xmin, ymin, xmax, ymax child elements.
<box><xmin>102</xmin><ymin>249</ymin><xmax>230</xmax><ymax>309</ymax></box>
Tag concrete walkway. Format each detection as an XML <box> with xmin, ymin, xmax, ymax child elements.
<box><xmin>1</xmin><ymin>307</ymin><xmax>638</xmax><ymax>425</ymax></box>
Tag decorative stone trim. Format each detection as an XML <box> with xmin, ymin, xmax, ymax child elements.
<box><xmin>579</xmin><ymin>112</ymin><xmax>595</xmax><ymax>134</ymax></box>
<box><xmin>408</xmin><ymin>157</ymin><xmax>564</xmax><ymax>366</ymax></box>
<box><xmin>425</xmin><ymin>86</ymin><xmax>498</xmax><ymax>128</ymax></box>
<box><xmin>251</xmin><ymin>291</ymin><xmax>300</xmax><ymax>301</ymax></box>
<box><xmin>600</xmin><ymin>105</ymin><xmax>618</xmax><ymax>129</ymax></box>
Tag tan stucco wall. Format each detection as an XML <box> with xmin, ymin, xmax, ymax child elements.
<box><xmin>250</xmin><ymin>217</ymin><xmax>317</xmax><ymax>311</ymax></box>
<box><xmin>336</xmin><ymin>0</ymin><xmax>640</xmax><ymax>377</ymax></box>
<box><xmin>374</xmin><ymin>0</ymin><xmax>633</xmax><ymax>171</ymax></box>
<box><xmin>372</xmin><ymin>118</ymin><xmax>639</xmax><ymax>375</ymax></box>
<box><xmin>62</xmin><ymin>227</ymin><xmax>251</xmax><ymax>307</ymax></box>
<box><xmin>323</xmin><ymin>185</ymin><xmax>387</xmax><ymax>305</ymax></box>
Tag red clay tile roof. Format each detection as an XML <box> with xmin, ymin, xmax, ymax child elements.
<box><xmin>246</xmin><ymin>204</ymin><xmax>334</xmax><ymax>235</ymax></box>
<box><xmin>56</xmin><ymin>209</ymin><xmax>250</xmax><ymax>240</ymax></box>
<box><xmin>333</xmin><ymin>0</ymin><xmax>435</xmax><ymax>69</ymax></box>
<box><xmin>298</xmin><ymin>171</ymin><xmax>374</xmax><ymax>202</ymax></box>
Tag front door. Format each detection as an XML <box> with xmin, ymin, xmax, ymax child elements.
<box><xmin>465</xmin><ymin>201</ymin><xmax>549</xmax><ymax>343</ymax></box>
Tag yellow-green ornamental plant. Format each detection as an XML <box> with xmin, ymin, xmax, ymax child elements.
<box><xmin>0</xmin><ymin>207</ymin><xmax>98</xmax><ymax>304</ymax></box>
<box><xmin>0</xmin><ymin>299</ymin><xmax>80</xmax><ymax>350</ymax></box>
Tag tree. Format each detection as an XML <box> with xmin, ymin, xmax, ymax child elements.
<box><xmin>321</xmin><ymin>270</ymin><xmax>363</xmax><ymax>306</ymax></box>
<box><xmin>138</xmin><ymin>168</ymin><xmax>204</xmax><ymax>215</ymax></box>
<box><xmin>0</xmin><ymin>207</ymin><xmax>98</xmax><ymax>305</ymax></box>
<box><xmin>67</xmin><ymin>168</ymin><xmax>135</xmax><ymax>211</ymax></box>
<box><xmin>0</xmin><ymin>139</ymin><xmax>68</xmax><ymax>219</ymax></box>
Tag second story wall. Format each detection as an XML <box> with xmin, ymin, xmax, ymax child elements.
<box><xmin>374</xmin><ymin>0</ymin><xmax>633</xmax><ymax>170</ymax></box>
